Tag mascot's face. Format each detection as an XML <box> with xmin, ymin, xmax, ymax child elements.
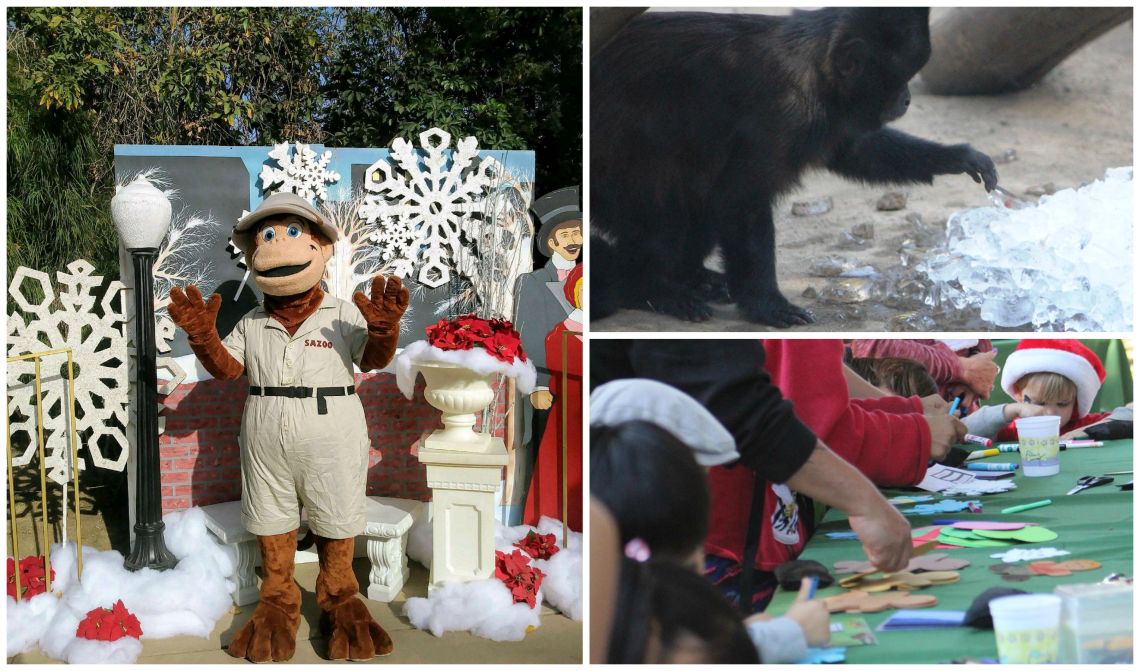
<box><xmin>250</xmin><ymin>215</ymin><xmax>333</xmax><ymax>296</ymax></box>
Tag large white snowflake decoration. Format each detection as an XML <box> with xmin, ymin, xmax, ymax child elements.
<box><xmin>259</xmin><ymin>142</ymin><xmax>341</xmax><ymax>202</ymax></box>
<box><xmin>361</xmin><ymin>128</ymin><xmax>503</xmax><ymax>288</ymax></box>
<box><xmin>7</xmin><ymin>261</ymin><xmax>131</xmax><ymax>484</ymax></box>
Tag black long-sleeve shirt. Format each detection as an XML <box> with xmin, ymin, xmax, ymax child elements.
<box><xmin>591</xmin><ymin>339</ymin><xmax>818</xmax><ymax>484</ymax></box>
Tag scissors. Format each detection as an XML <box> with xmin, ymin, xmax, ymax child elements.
<box><xmin>1067</xmin><ymin>475</ymin><xmax>1114</xmax><ymax>495</ymax></box>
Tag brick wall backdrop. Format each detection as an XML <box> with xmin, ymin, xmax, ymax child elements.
<box><xmin>157</xmin><ymin>372</ymin><xmax>508</xmax><ymax>512</ymax></box>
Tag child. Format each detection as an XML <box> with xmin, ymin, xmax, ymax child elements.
<box><xmin>848</xmin><ymin>356</ymin><xmax>940</xmax><ymax>398</ymax></box>
<box><xmin>962</xmin><ymin>340</ymin><xmax>1114</xmax><ymax>440</ymax></box>
<box><xmin>591</xmin><ymin>379</ymin><xmax>830</xmax><ymax>662</ymax></box>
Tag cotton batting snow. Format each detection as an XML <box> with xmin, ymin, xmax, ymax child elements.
<box><xmin>921</xmin><ymin>167</ymin><xmax>1133</xmax><ymax>331</ymax></box>
<box><xmin>7</xmin><ymin>507</ymin><xmax>235</xmax><ymax>663</ymax></box>
<box><xmin>395</xmin><ymin>339</ymin><xmax>537</xmax><ymax>399</ymax></box>
<box><xmin>402</xmin><ymin>515</ymin><xmax>582</xmax><ymax>641</ymax></box>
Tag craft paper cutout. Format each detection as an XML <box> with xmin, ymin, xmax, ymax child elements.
<box><xmin>951</xmin><ymin>521</ymin><xmax>1028</xmax><ymax>531</ymax></box>
<box><xmin>990</xmin><ymin>547</ymin><xmax>1071</xmax><ymax>563</ymax></box>
<box><xmin>912</xmin><ymin>527</ymin><xmax>958</xmax><ymax>550</ymax></box>
<box><xmin>900</xmin><ymin>500</ymin><xmax>981</xmax><ymax>515</ymax></box>
<box><xmin>826</xmin><ymin>532</ymin><xmax>859</xmax><ymax>540</ymax></box>
<box><xmin>876</xmin><ymin>610</ymin><xmax>966</xmax><ymax>631</ymax></box>
<box><xmin>829</xmin><ymin>617</ymin><xmax>878</xmax><ymax>647</ymax></box>
<box><xmin>941</xmin><ymin>480</ymin><xmax>1017</xmax><ymax>497</ymax></box>
<box><xmin>798</xmin><ymin>647</ymin><xmax>847</xmax><ymax>664</ymax></box>
<box><xmin>824</xmin><ymin>590</ymin><xmax>939</xmax><ymax>614</ymax></box>
<box><xmin>843</xmin><ymin>571</ymin><xmax>961</xmax><ymax>592</ymax></box>
<box><xmin>835</xmin><ymin>553</ymin><xmax>969</xmax><ymax>575</ymax></box>
<box><xmin>974</xmin><ymin>526</ymin><xmax>1058</xmax><ymax>543</ymax></box>
<box><xmin>935</xmin><ymin>534</ymin><xmax>1013</xmax><ymax>548</ymax></box>
<box><xmin>888</xmin><ymin>495</ymin><xmax>934</xmax><ymax>505</ymax></box>
<box><xmin>990</xmin><ymin>560</ymin><xmax>1099</xmax><ymax>581</ymax></box>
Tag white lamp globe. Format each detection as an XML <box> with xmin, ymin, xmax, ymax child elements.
<box><xmin>111</xmin><ymin>177</ymin><xmax>172</xmax><ymax>250</ymax></box>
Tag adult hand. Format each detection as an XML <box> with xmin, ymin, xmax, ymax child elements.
<box><xmin>783</xmin><ymin>578</ymin><xmax>831</xmax><ymax>647</ymax></box>
<box><xmin>920</xmin><ymin>394</ymin><xmax>949</xmax><ymax>415</ymax></box>
<box><xmin>925</xmin><ymin>413</ymin><xmax>968</xmax><ymax>461</ymax></box>
<box><xmin>848</xmin><ymin>498</ymin><xmax>912</xmax><ymax>573</ymax></box>
<box><xmin>531</xmin><ymin>390</ymin><xmax>554</xmax><ymax>410</ymax></box>
<box><xmin>959</xmin><ymin>350</ymin><xmax>999</xmax><ymax>399</ymax></box>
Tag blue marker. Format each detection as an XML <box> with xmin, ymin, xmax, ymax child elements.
<box><xmin>966</xmin><ymin>462</ymin><xmax>1018</xmax><ymax>471</ymax></box>
<box><xmin>807</xmin><ymin>575</ymin><xmax>819</xmax><ymax>599</ymax></box>
<box><xmin>948</xmin><ymin>397</ymin><xmax>962</xmax><ymax>416</ymax></box>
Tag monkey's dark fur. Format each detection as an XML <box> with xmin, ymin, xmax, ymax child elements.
<box><xmin>591</xmin><ymin>8</ymin><xmax>998</xmax><ymax>326</ymax></box>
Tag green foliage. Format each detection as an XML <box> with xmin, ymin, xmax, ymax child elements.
<box><xmin>323</xmin><ymin>8</ymin><xmax>583</xmax><ymax>190</ymax></box>
<box><xmin>7</xmin><ymin>8</ymin><xmax>583</xmax><ymax>287</ymax></box>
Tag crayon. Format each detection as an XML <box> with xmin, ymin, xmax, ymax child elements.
<box><xmin>962</xmin><ymin>434</ymin><xmax>993</xmax><ymax>447</ymax></box>
<box><xmin>966</xmin><ymin>449</ymin><xmax>1000</xmax><ymax>461</ymax></box>
<box><xmin>1001</xmin><ymin>500</ymin><xmax>1052</xmax><ymax>514</ymax></box>
<box><xmin>966</xmin><ymin>462</ymin><xmax>1018</xmax><ymax>471</ymax></box>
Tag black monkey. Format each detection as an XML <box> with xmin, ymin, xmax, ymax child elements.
<box><xmin>591</xmin><ymin>8</ymin><xmax>998</xmax><ymax>327</ymax></box>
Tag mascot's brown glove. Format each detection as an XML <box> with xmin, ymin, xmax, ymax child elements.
<box><xmin>352</xmin><ymin>276</ymin><xmax>409</xmax><ymax>371</ymax></box>
<box><xmin>168</xmin><ymin>285</ymin><xmax>245</xmax><ymax>381</ymax></box>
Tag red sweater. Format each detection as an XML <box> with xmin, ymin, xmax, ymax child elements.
<box><xmin>706</xmin><ymin>340</ymin><xmax>932</xmax><ymax>571</ymax></box>
<box><xmin>994</xmin><ymin>412</ymin><xmax>1110</xmax><ymax>442</ymax></box>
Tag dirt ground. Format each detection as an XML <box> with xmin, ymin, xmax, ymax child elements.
<box><xmin>591</xmin><ymin>8</ymin><xmax>1134</xmax><ymax>332</ymax></box>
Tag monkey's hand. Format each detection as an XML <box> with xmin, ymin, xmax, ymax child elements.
<box><xmin>951</xmin><ymin>144</ymin><xmax>998</xmax><ymax>192</ymax></box>
<box><xmin>168</xmin><ymin>285</ymin><xmax>222</xmax><ymax>343</ymax></box>
<box><xmin>353</xmin><ymin>276</ymin><xmax>410</xmax><ymax>336</ymax></box>
<box><xmin>167</xmin><ymin>286</ymin><xmax>244</xmax><ymax>380</ymax></box>
<box><xmin>354</xmin><ymin>276</ymin><xmax>410</xmax><ymax>371</ymax></box>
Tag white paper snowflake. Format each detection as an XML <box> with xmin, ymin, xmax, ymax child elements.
<box><xmin>7</xmin><ymin>261</ymin><xmax>131</xmax><ymax>484</ymax></box>
<box><xmin>360</xmin><ymin>129</ymin><xmax>502</xmax><ymax>288</ymax></box>
<box><xmin>259</xmin><ymin>142</ymin><xmax>341</xmax><ymax>202</ymax></box>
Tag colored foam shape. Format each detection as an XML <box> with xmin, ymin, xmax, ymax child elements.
<box><xmin>951</xmin><ymin>521</ymin><xmax>1027</xmax><ymax>531</ymax></box>
<box><xmin>974</xmin><ymin>526</ymin><xmax>1058</xmax><ymax>543</ymax></box>
<box><xmin>940</xmin><ymin>527</ymin><xmax>988</xmax><ymax>540</ymax></box>
<box><xmin>936</xmin><ymin>534</ymin><xmax>1013</xmax><ymax>548</ymax></box>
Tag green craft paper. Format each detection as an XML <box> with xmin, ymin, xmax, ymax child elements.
<box><xmin>974</xmin><ymin>526</ymin><xmax>1059</xmax><ymax>543</ymax></box>
<box><xmin>940</xmin><ymin>528</ymin><xmax>988</xmax><ymax>541</ymax></box>
<box><xmin>936</xmin><ymin>532</ymin><xmax>1013</xmax><ymax>548</ymax></box>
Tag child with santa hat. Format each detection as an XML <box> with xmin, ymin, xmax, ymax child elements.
<box><xmin>967</xmin><ymin>340</ymin><xmax>1119</xmax><ymax>442</ymax></box>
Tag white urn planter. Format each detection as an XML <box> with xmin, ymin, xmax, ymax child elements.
<box><xmin>418</xmin><ymin>362</ymin><xmax>496</xmax><ymax>453</ymax></box>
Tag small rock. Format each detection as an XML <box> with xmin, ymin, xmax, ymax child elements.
<box><xmin>851</xmin><ymin>222</ymin><xmax>874</xmax><ymax>239</ymax></box>
<box><xmin>836</xmin><ymin>232</ymin><xmax>869</xmax><ymax>250</ymax></box>
<box><xmin>876</xmin><ymin>192</ymin><xmax>907</xmax><ymax>211</ymax></box>
<box><xmin>792</xmin><ymin>197</ymin><xmax>833</xmax><ymax>216</ymax></box>
<box><xmin>809</xmin><ymin>255</ymin><xmax>848</xmax><ymax>277</ymax></box>
<box><xmin>842</xmin><ymin>306</ymin><xmax>864</xmax><ymax>321</ymax></box>
<box><xmin>819</xmin><ymin>278</ymin><xmax>873</xmax><ymax>304</ymax></box>
<box><xmin>802</xmin><ymin>286</ymin><xmax>818</xmax><ymax>299</ymax></box>
<box><xmin>997</xmin><ymin>149</ymin><xmax>1018</xmax><ymax>164</ymax></box>
<box><xmin>889</xmin><ymin>312</ymin><xmax>937</xmax><ymax>332</ymax></box>
<box><xmin>1025</xmin><ymin>183</ymin><xmax>1056</xmax><ymax>197</ymax></box>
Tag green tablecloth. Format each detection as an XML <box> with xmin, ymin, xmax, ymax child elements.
<box><xmin>766</xmin><ymin>439</ymin><xmax>1133</xmax><ymax>664</ymax></box>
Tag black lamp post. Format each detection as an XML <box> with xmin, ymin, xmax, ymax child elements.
<box><xmin>112</xmin><ymin>178</ymin><xmax>179</xmax><ymax>572</ymax></box>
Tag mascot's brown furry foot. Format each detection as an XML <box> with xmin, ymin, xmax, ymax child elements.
<box><xmin>315</xmin><ymin>536</ymin><xmax>394</xmax><ymax>660</ymax></box>
<box><xmin>227</xmin><ymin>531</ymin><xmax>302</xmax><ymax>663</ymax></box>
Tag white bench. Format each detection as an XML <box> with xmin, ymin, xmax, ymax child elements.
<box><xmin>200</xmin><ymin>497</ymin><xmax>423</xmax><ymax>605</ymax></box>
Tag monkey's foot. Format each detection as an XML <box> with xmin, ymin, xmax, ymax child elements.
<box><xmin>227</xmin><ymin>603</ymin><xmax>299</xmax><ymax>663</ymax></box>
<box><xmin>321</xmin><ymin>598</ymin><xmax>393</xmax><ymax>661</ymax></box>
<box><xmin>645</xmin><ymin>285</ymin><xmax>714</xmax><ymax>322</ymax></box>
<box><xmin>686</xmin><ymin>268</ymin><xmax>733</xmax><ymax>304</ymax></box>
<box><xmin>737</xmin><ymin>295</ymin><xmax>816</xmax><ymax>328</ymax></box>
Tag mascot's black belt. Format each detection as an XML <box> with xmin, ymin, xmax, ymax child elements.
<box><xmin>249</xmin><ymin>385</ymin><xmax>356</xmax><ymax>415</ymax></box>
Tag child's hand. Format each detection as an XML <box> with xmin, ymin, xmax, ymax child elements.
<box><xmin>1061</xmin><ymin>429</ymin><xmax>1088</xmax><ymax>441</ymax></box>
<box><xmin>1004</xmin><ymin>403</ymin><xmax>1047</xmax><ymax>422</ymax></box>
<box><xmin>784</xmin><ymin>577</ymin><xmax>830</xmax><ymax>647</ymax></box>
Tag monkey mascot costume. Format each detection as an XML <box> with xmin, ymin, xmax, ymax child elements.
<box><xmin>168</xmin><ymin>192</ymin><xmax>408</xmax><ymax>662</ymax></box>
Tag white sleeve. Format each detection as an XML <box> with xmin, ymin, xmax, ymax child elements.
<box><xmin>746</xmin><ymin>616</ymin><xmax>809</xmax><ymax>664</ymax></box>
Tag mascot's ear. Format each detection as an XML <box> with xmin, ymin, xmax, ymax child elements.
<box><xmin>310</xmin><ymin>223</ymin><xmax>335</xmax><ymax>263</ymax></box>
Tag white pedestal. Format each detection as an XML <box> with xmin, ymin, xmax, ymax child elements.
<box><xmin>418</xmin><ymin>439</ymin><xmax>508</xmax><ymax>589</ymax></box>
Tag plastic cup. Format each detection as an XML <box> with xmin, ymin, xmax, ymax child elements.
<box><xmin>1016</xmin><ymin>415</ymin><xmax>1061</xmax><ymax>477</ymax></box>
<box><xmin>990</xmin><ymin>594</ymin><xmax>1063</xmax><ymax>663</ymax></box>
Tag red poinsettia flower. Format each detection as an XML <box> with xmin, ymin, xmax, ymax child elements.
<box><xmin>8</xmin><ymin>556</ymin><xmax>54</xmax><ymax>599</ymax></box>
<box><xmin>514</xmin><ymin>531</ymin><xmax>560</xmax><ymax>560</ymax></box>
<box><xmin>77</xmin><ymin>599</ymin><xmax>143</xmax><ymax>641</ymax></box>
<box><xmin>482</xmin><ymin>333</ymin><xmax>521</xmax><ymax>363</ymax></box>
<box><xmin>494</xmin><ymin>550</ymin><xmax>546</xmax><ymax>608</ymax></box>
<box><xmin>456</xmin><ymin>314</ymin><xmax>495</xmax><ymax>341</ymax></box>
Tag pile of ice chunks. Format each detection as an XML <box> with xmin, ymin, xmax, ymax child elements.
<box><xmin>917</xmin><ymin>167</ymin><xmax>1133</xmax><ymax>331</ymax></box>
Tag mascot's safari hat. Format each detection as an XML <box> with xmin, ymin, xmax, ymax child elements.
<box><xmin>232</xmin><ymin>192</ymin><xmax>339</xmax><ymax>255</ymax></box>
<box><xmin>1001</xmin><ymin>339</ymin><xmax>1106</xmax><ymax>418</ymax></box>
<box><xmin>531</xmin><ymin>186</ymin><xmax>581</xmax><ymax>257</ymax></box>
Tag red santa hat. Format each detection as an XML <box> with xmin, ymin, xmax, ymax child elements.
<box><xmin>1000</xmin><ymin>340</ymin><xmax>1106</xmax><ymax>418</ymax></box>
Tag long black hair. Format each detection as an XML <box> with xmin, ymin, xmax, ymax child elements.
<box><xmin>590</xmin><ymin>421</ymin><xmax>710</xmax><ymax>562</ymax></box>
<box><xmin>608</xmin><ymin>558</ymin><xmax>760</xmax><ymax>664</ymax></box>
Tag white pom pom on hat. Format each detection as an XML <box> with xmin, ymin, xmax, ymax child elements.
<box><xmin>1000</xmin><ymin>339</ymin><xmax>1106</xmax><ymax>418</ymax></box>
